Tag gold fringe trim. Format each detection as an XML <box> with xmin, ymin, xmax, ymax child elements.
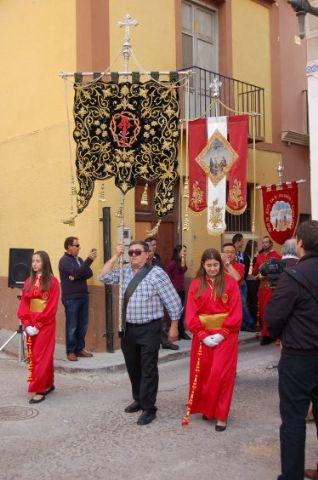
<box><xmin>182</xmin><ymin>342</ymin><xmax>203</xmax><ymax>426</ymax></box>
<box><xmin>27</xmin><ymin>336</ymin><xmax>33</xmax><ymax>382</ymax></box>
<box><xmin>226</xmin><ymin>203</ymin><xmax>247</xmax><ymax>215</ymax></box>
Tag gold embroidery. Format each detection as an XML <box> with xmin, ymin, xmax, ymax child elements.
<box><xmin>228</xmin><ymin>179</ymin><xmax>244</xmax><ymax>208</ymax></box>
<box><xmin>190</xmin><ymin>180</ymin><xmax>204</xmax><ymax>210</ymax></box>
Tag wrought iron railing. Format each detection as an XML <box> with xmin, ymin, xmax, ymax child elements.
<box><xmin>179</xmin><ymin>66</ymin><xmax>265</xmax><ymax>141</ymax></box>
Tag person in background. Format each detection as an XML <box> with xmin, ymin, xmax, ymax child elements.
<box><xmin>222</xmin><ymin>242</ymin><xmax>254</xmax><ymax>332</ymax></box>
<box><xmin>17</xmin><ymin>251</ymin><xmax>60</xmax><ymax>404</ymax></box>
<box><xmin>253</xmin><ymin>236</ymin><xmax>281</xmax><ymax>345</ymax></box>
<box><xmin>98</xmin><ymin>241</ymin><xmax>182</xmax><ymax>425</ymax></box>
<box><xmin>265</xmin><ymin>221</ymin><xmax>318</xmax><ymax>480</ymax></box>
<box><xmin>166</xmin><ymin>244</ymin><xmax>190</xmax><ymax>340</ymax></box>
<box><xmin>59</xmin><ymin>237</ymin><xmax>97</xmax><ymax>361</ymax></box>
<box><xmin>145</xmin><ymin>236</ymin><xmax>179</xmax><ymax>350</ymax></box>
<box><xmin>232</xmin><ymin>233</ymin><xmax>245</xmax><ymax>264</ymax></box>
<box><xmin>244</xmin><ymin>240</ymin><xmax>259</xmax><ymax>325</ymax></box>
<box><xmin>183</xmin><ymin>248</ymin><xmax>242</xmax><ymax>431</ymax></box>
<box><xmin>281</xmin><ymin>238</ymin><xmax>299</xmax><ymax>268</ymax></box>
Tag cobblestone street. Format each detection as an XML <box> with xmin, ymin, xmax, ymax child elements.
<box><xmin>1</xmin><ymin>341</ymin><xmax>317</xmax><ymax>480</ymax></box>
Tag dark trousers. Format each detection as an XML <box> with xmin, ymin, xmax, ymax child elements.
<box><xmin>121</xmin><ymin>320</ymin><xmax>161</xmax><ymax>413</ymax></box>
<box><xmin>63</xmin><ymin>296</ymin><xmax>89</xmax><ymax>354</ymax></box>
<box><xmin>277</xmin><ymin>354</ymin><xmax>318</xmax><ymax>480</ymax></box>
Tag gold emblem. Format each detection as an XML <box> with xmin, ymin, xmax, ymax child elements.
<box><xmin>228</xmin><ymin>179</ymin><xmax>244</xmax><ymax>208</ymax></box>
<box><xmin>208</xmin><ymin>199</ymin><xmax>224</xmax><ymax>229</ymax></box>
<box><xmin>190</xmin><ymin>181</ymin><xmax>204</xmax><ymax>210</ymax></box>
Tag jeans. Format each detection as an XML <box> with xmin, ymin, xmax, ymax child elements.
<box><xmin>63</xmin><ymin>296</ymin><xmax>89</xmax><ymax>354</ymax></box>
<box><xmin>240</xmin><ymin>281</ymin><xmax>254</xmax><ymax>329</ymax></box>
<box><xmin>277</xmin><ymin>354</ymin><xmax>318</xmax><ymax>480</ymax></box>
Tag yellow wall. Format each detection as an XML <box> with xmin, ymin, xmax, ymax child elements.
<box><xmin>109</xmin><ymin>0</ymin><xmax>177</xmax><ymax>71</ymax></box>
<box><xmin>231</xmin><ymin>0</ymin><xmax>272</xmax><ymax>143</ymax></box>
<box><xmin>0</xmin><ymin>0</ymin><xmax>116</xmax><ymax>284</ymax></box>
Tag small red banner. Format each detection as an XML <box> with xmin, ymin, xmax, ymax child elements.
<box><xmin>226</xmin><ymin>115</ymin><xmax>248</xmax><ymax>215</ymax></box>
<box><xmin>188</xmin><ymin>118</ymin><xmax>207</xmax><ymax>212</ymax></box>
<box><xmin>262</xmin><ymin>182</ymin><xmax>299</xmax><ymax>245</ymax></box>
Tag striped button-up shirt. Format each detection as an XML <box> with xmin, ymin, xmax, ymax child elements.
<box><xmin>99</xmin><ymin>264</ymin><xmax>182</xmax><ymax>325</ymax></box>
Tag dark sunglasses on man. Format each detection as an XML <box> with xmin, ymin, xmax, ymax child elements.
<box><xmin>128</xmin><ymin>249</ymin><xmax>144</xmax><ymax>257</ymax></box>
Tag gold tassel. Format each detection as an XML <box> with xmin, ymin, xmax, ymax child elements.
<box><xmin>140</xmin><ymin>183</ymin><xmax>149</xmax><ymax>206</ymax></box>
<box><xmin>146</xmin><ymin>219</ymin><xmax>162</xmax><ymax>236</ymax></box>
<box><xmin>182</xmin><ymin>342</ymin><xmax>203</xmax><ymax>425</ymax></box>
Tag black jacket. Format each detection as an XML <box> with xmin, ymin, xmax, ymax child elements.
<box><xmin>266</xmin><ymin>254</ymin><xmax>318</xmax><ymax>355</ymax></box>
<box><xmin>59</xmin><ymin>253</ymin><xmax>93</xmax><ymax>301</ymax></box>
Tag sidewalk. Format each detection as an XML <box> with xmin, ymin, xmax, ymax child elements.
<box><xmin>0</xmin><ymin>328</ymin><xmax>257</xmax><ymax>374</ymax></box>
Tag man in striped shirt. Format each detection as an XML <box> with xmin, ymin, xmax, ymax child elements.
<box><xmin>98</xmin><ymin>240</ymin><xmax>182</xmax><ymax>425</ymax></box>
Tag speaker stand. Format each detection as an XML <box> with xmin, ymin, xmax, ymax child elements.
<box><xmin>0</xmin><ymin>323</ymin><xmax>26</xmax><ymax>362</ymax></box>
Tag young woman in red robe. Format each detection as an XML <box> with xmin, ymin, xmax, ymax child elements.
<box><xmin>17</xmin><ymin>251</ymin><xmax>60</xmax><ymax>404</ymax></box>
<box><xmin>182</xmin><ymin>248</ymin><xmax>242</xmax><ymax>431</ymax></box>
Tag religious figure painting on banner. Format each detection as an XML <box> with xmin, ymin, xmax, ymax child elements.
<box><xmin>196</xmin><ymin>129</ymin><xmax>238</xmax><ymax>186</ymax></box>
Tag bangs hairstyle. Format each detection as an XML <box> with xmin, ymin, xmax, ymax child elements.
<box><xmin>27</xmin><ymin>250</ymin><xmax>53</xmax><ymax>293</ymax></box>
<box><xmin>195</xmin><ymin>248</ymin><xmax>225</xmax><ymax>298</ymax></box>
<box><xmin>129</xmin><ymin>240</ymin><xmax>150</xmax><ymax>252</ymax></box>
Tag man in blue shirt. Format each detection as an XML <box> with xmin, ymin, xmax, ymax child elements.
<box><xmin>99</xmin><ymin>240</ymin><xmax>182</xmax><ymax>425</ymax></box>
<box><xmin>59</xmin><ymin>237</ymin><xmax>97</xmax><ymax>361</ymax></box>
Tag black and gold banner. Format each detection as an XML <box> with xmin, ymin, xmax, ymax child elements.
<box><xmin>73</xmin><ymin>79</ymin><xmax>179</xmax><ymax>215</ymax></box>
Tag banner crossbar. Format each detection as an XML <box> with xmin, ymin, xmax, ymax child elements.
<box><xmin>256</xmin><ymin>179</ymin><xmax>306</xmax><ymax>190</ymax></box>
<box><xmin>59</xmin><ymin>70</ymin><xmax>192</xmax><ymax>79</ymax></box>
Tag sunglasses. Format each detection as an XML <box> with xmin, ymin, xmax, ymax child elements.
<box><xmin>128</xmin><ymin>249</ymin><xmax>144</xmax><ymax>257</ymax></box>
<box><xmin>72</xmin><ymin>244</ymin><xmax>80</xmax><ymax>247</ymax></box>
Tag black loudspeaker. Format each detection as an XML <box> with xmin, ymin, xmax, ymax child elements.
<box><xmin>8</xmin><ymin>248</ymin><xmax>34</xmax><ymax>288</ymax></box>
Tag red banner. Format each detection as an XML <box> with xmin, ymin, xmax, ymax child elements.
<box><xmin>262</xmin><ymin>182</ymin><xmax>299</xmax><ymax>245</ymax></box>
<box><xmin>226</xmin><ymin>115</ymin><xmax>248</xmax><ymax>214</ymax></box>
<box><xmin>188</xmin><ymin>118</ymin><xmax>207</xmax><ymax>212</ymax></box>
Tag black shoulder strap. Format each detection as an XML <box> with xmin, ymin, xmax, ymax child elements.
<box><xmin>122</xmin><ymin>264</ymin><xmax>154</xmax><ymax>330</ymax></box>
<box><xmin>285</xmin><ymin>268</ymin><xmax>318</xmax><ymax>306</ymax></box>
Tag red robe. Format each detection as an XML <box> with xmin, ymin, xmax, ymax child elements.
<box><xmin>17</xmin><ymin>276</ymin><xmax>60</xmax><ymax>393</ymax></box>
<box><xmin>252</xmin><ymin>251</ymin><xmax>281</xmax><ymax>336</ymax></box>
<box><xmin>185</xmin><ymin>275</ymin><xmax>242</xmax><ymax>421</ymax></box>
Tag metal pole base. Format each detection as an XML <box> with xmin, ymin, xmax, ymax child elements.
<box><xmin>0</xmin><ymin>324</ymin><xmax>26</xmax><ymax>362</ymax></box>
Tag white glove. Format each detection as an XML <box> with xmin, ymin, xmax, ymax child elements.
<box><xmin>203</xmin><ymin>335</ymin><xmax>216</xmax><ymax>348</ymax></box>
<box><xmin>25</xmin><ymin>326</ymin><xmax>39</xmax><ymax>336</ymax></box>
<box><xmin>209</xmin><ymin>333</ymin><xmax>225</xmax><ymax>346</ymax></box>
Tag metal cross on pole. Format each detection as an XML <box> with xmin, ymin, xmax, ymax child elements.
<box><xmin>117</xmin><ymin>14</ymin><xmax>139</xmax><ymax>76</ymax></box>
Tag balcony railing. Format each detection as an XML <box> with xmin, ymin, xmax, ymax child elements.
<box><xmin>179</xmin><ymin>66</ymin><xmax>265</xmax><ymax>142</ymax></box>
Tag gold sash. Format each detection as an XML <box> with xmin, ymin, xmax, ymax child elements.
<box><xmin>30</xmin><ymin>298</ymin><xmax>47</xmax><ymax>313</ymax></box>
<box><xmin>199</xmin><ymin>313</ymin><xmax>228</xmax><ymax>330</ymax></box>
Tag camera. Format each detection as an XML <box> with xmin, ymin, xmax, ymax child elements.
<box><xmin>259</xmin><ymin>258</ymin><xmax>285</xmax><ymax>287</ymax></box>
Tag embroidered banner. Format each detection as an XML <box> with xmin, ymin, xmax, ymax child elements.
<box><xmin>73</xmin><ymin>80</ymin><xmax>179</xmax><ymax>216</ymax></box>
<box><xmin>188</xmin><ymin>119</ymin><xmax>207</xmax><ymax>212</ymax></box>
<box><xmin>262</xmin><ymin>182</ymin><xmax>299</xmax><ymax>245</ymax></box>
<box><xmin>227</xmin><ymin>115</ymin><xmax>248</xmax><ymax>215</ymax></box>
<box><xmin>205</xmin><ymin>117</ymin><xmax>229</xmax><ymax>235</ymax></box>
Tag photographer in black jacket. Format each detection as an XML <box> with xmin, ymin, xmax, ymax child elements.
<box><xmin>265</xmin><ymin>220</ymin><xmax>318</xmax><ymax>480</ymax></box>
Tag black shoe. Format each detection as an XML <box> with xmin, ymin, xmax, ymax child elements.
<box><xmin>124</xmin><ymin>401</ymin><xmax>141</xmax><ymax>413</ymax></box>
<box><xmin>215</xmin><ymin>424</ymin><xmax>227</xmax><ymax>432</ymax></box>
<box><xmin>179</xmin><ymin>333</ymin><xmax>191</xmax><ymax>340</ymax></box>
<box><xmin>161</xmin><ymin>343</ymin><xmax>179</xmax><ymax>350</ymax></box>
<box><xmin>241</xmin><ymin>327</ymin><xmax>256</xmax><ymax>333</ymax></box>
<box><xmin>137</xmin><ymin>411</ymin><xmax>156</xmax><ymax>425</ymax></box>
<box><xmin>260</xmin><ymin>336</ymin><xmax>274</xmax><ymax>346</ymax></box>
<box><xmin>29</xmin><ymin>394</ymin><xmax>45</xmax><ymax>404</ymax></box>
<box><xmin>202</xmin><ymin>415</ymin><xmax>209</xmax><ymax>421</ymax></box>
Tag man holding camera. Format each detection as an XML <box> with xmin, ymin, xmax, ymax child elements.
<box><xmin>266</xmin><ymin>220</ymin><xmax>318</xmax><ymax>480</ymax></box>
<box><xmin>59</xmin><ymin>237</ymin><xmax>97</xmax><ymax>361</ymax></box>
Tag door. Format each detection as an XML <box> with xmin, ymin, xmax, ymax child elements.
<box><xmin>182</xmin><ymin>1</ymin><xmax>219</xmax><ymax>116</ymax></box>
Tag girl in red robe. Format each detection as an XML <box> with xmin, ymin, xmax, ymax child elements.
<box><xmin>182</xmin><ymin>248</ymin><xmax>242</xmax><ymax>431</ymax></box>
<box><xmin>17</xmin><ymin>251</ymin><xmax>60</xmax><ymax>404</ymax></box>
